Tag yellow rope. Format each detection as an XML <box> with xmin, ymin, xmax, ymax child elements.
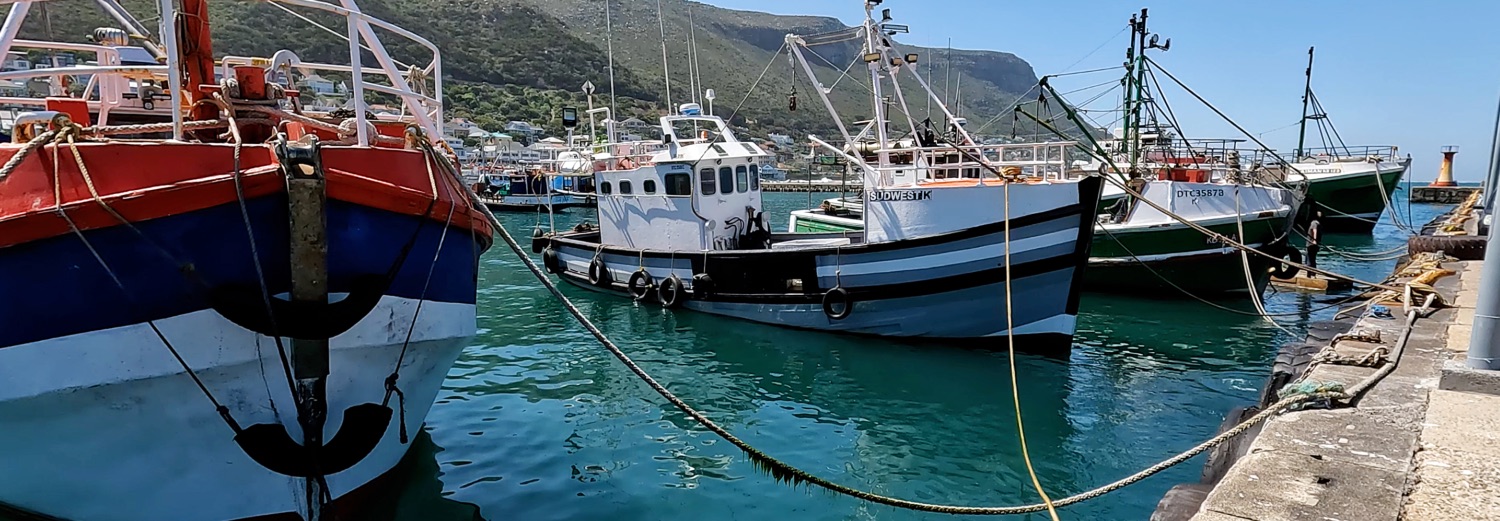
<box><xmin>1003</xmin><ymin>178</ymin><xmax>1061</xmax><ymax>520</ymax></box>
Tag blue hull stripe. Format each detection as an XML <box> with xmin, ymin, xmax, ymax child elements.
<box><xmin>0</xmin><ymin>195</ymin><xmax>485</xmax><ymax>348</ymax></box>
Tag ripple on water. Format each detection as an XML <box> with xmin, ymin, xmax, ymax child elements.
<box><xmin>389</xmin><ymin>193</ymin><xmax>1452</xmax><ymax>521</ymax></box>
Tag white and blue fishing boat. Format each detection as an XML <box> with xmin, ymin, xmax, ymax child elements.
<box><xmin>471</xmin><ymin>166</ymin><xmax>585</xmax><ymax>211</ymax></box>
<box><xmin>533</xmin><ymin>98</ymin><xmax>1101</xmax><ymax>344</ymax></box>
<box><xmin>0</xmin><ymin>1</ymin><xmax>490</xmax><ymax>520</ymax></box>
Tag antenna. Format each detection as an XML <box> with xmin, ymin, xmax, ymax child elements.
<box><xmin>687</xmin><ymin>2</ymin><xmax>701</xmax><ymax>105</ymax></box>
<box><xmin>655</xmin><ymin>0</ymin><xmax>673</xmax><ymax>110</ymax></box>
<box><xmin>604</xmin><ymin>0</ymin><xmax>618</xmax><ymax>118</ymax></box>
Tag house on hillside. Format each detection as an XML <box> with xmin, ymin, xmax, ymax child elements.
<box><xmin>301</xmin><ymin>74</ymin><xmax>336</xmax><ymax>95</ymax></box>
<box><xmin>445</xmin><ymin>118</ymin><xmax>487</xmax><ymax>140</ymax></box>
<box><xmin>504</xmin><ymin>121</ymin><xmax>542</xmax><ymax>144</ymax></box>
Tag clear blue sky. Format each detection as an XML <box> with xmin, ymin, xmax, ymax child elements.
<box><xmin>704</xmin><ymin>0</ymin><xmax>1500</xmax><ymax>182</ymax></box>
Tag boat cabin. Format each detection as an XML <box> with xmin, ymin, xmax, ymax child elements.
<box><xmin>593</xmin><ymin>105</ymin><xmax>773</xmax><ymax>251</ymax></box>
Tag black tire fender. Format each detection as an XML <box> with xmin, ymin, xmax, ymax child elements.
<box><xmin>657</xmin><ymin>274</ymin><xmax>684</xmax><ymax>308</ymax></box>
<box><xmin>692</xmin><ymin>273</ymin><xmax>715</xmax><ymax>298</ymax></box>
<box><xmin>541</xmin><ymin>247</ymin><xmax>562</xmax><ymax>275</ymax></box>
<box><xmin>628</xmin><ymin>269</ymin><xmax>654</xmax><ymax>301</ymax></box>
<box><xmin>588</xmin><ymin>257</ymin><xmax>611</xmax><ymax>286</ymax></box>
<box><xmin>822</xmin><ymin>286</ymin><xmax>853</xmax><ymax>320</ymax></box>
<box><xmin>1269</xmin><ymin>247</ymin><xmax>1302</xmax><ymax>279</ymax></box>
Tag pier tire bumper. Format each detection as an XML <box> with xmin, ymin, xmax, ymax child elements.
<box><xmin>1408</xmin><ymin>234</ymin><xmax>1486</xmax><ymax>261</ymax></box>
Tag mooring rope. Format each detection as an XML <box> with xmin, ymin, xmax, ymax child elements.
<box><xmin>483</xmin><ymin>194</ymin><xmax>1377</xmax><ymax>514</ymax></box>
<box><xmin>1001</xmin><ymin>178</ymin><xmax>1060</xmax><ymax>519</ymax></box>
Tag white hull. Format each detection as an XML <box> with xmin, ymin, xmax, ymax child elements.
<box><xmin>0</xmin><ymin>296</ymin><xmax>473</xmax><ymax>521</ymax></box>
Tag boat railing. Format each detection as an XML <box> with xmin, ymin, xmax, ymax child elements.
<box><xmin>592</xmin><ymin>140</ymin><xmax>668</xmax><ymax>171</ymax></box>
<box><xmin>1291</xmin><ymin>145</ymin><xmax>1403</xmax><ymax>163</ymax></box>
<box><xmin>878</xmin><ymin>142</ymin><xmax>1076</xmax><ymax>180</ymax></box>
<box><xmin>0</xmin><ymin>0</ymin><xmax>445</xmax><ymax>144</ymax></box>
<box><xmin>0</xmin><ymin>39</ymin><xmax>162</xmax><ymax>127</ymax></box>
<box><xmin>232</xmin><ymin>0</ymin><xmax>444</xmax><ymax>144</ymax></box>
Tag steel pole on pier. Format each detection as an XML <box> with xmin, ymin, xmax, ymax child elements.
<box><xmin>1468</xmin><ymin>92</ymin><xmax>1500</xmax><ymax>370</ymax></box>
<box><xmin>1484</xmin><ymin>93</ymin><xmax>1500</xmax><ymax>213</ymax></box>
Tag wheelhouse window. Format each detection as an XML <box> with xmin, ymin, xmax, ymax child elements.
<box><xmin>735</xmin><ymin>165</ymin><xmax>749</xmax><ymax>193</ymax></box>
<box><xmin>643</xmin><ymin>179</ymin><xmax>657</xmax><ymax>194</ymax></box>
<box><xmin>750</xmin><ymin>165</ymin><xmax>760</xmax><ymax>191</ymax></box>
<box><xmin>719</xmin><ymin>167</ymin><xmax>734</xmax><ymax>194</ymax></box>
<box><xmin>699</xmin><ymin>168</ymin><xmax>716</xmax><ymax>195</ymax></box>
<box><xmin>666</xmin><ymin>173</ymin><xmax>692</xmax><ymax>195</ymax></box>
<box><xmin>600</xmin><ymin>181</ymin><xmax>612</xmax><ymax>194</ymax></box>
<box><xmin>619</xmin><ymin>180</ymin><xmax>633</xmax><ymax>194</ymax></box>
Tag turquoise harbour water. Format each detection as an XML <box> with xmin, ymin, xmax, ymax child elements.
<box><xmin>4</xmin><ymin>189</ymin><xmax>1447</xmax><ymax>521</ymax></box>
<box><xmin>367</xmin><ymin>188</ymin><xmax>1448</xmax><ymax>521</ymax></box>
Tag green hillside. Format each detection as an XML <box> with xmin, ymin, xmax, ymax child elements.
<box><xmin>21</xmin><ymin>0</ymin><xmax>1045</xmax><ymax>139</ymax></box>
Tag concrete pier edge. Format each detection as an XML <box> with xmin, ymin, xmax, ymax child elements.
<box><xmin>1152</xmin><ymin>255</ymin><xmax>1482</xmax><ymax>521</ymax></box>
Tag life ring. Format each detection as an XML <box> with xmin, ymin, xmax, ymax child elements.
<box><xmin>657</xmin><ymin>274</ymin><xmax>684</xmax><ymax>308</ymax></box>
<box><xmin>627</xmin><ymin>269</ymin><xmax>654</xmax><ymax>301</ymax></box>
<box><xmin>822</xmin><ymin>286</ymin><xmax>853</xmax><ymax>320</ymax></box>
<box><xmin>588</xmin><ymin>257</ymin><xmax>612</xmax><ymax>286</ymax></box>
<box><xmin>1269</xmin><ymin>247</ymin><xmax>1303</xmax><ymax>279</ymax></box>
<box><xmin>541</xmin><ymin>247</ymin><xmax>562</xmax><ymax>275</ymax></box>
<box><xmin>692</xmin><ymin>273</ymin><xmax>715</xmax><ymax>298</ymax></box>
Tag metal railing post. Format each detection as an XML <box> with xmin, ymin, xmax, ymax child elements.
<box><xmin>157</xmin><ymin>0</ymin><xmax>182</xmax><ymax>140</ymax></box>
<box><xmin>346</xmin><ymin>13</ymin><xmax>367</xmax><ymax>146</ymax></box>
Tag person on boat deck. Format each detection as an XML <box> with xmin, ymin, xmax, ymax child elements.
<box><xmin>1306</xmin><ymin>212</ymin><xmax>1322</xmax><ymax>271</ymax></box>
<box><xmin>1108</xmin><ymin>170</ymin><xmax>1149</xmax><ymax>223</ymax></box>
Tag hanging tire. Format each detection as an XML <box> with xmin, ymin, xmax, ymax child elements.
<box><xmin>1269</xmin><ymin>247</ymin><xmax>1302</xmax><ymax>279</ymax></box>
<box><xmin>1409</xmin><ymin>234</ymin><xmax>1487</xmax><ymax>261</ymax></box>
<box><xmin>588</xmin><ymin>257</ymin><xmax>611</xmax><ymax>287</ymax></box>
<box><xmin>822</xmin><ymin>286</ymin><xmax>853</xmax><ymax>320</ymax></box>
<box><xmin>541</xmin><ymin>247</ymin><xmax>562</xmax><ymax>275</ymax></box>
<box><xmin>692</xmin><ymin>273</ymin><xmax>715</xmax><ymax>298</ymax></box>
<box><xmin>657</xmin><ymin>274</ymin><xmax>684</xmax><ymax>308</ymax></box>
<box><xmin>628</xmin><ymin>269</ymin><xmax>654</xmax><ymax>301</ymax></box>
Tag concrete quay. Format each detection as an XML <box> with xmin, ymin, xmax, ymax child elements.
<box><xmin>1152</xmin><ymin>256</ymin><xmax>1500</xmax><ymax>521</ymax></box>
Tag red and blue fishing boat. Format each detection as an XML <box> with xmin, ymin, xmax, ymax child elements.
<box><xmin>0</xmin><ymin>1</ymin><xmax>491</xmax><ymax>519</ymax></box>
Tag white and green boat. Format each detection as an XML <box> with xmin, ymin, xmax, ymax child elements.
<box><xmin>1273</xmin><ymin>47</ymin><xmax>1410</xmax><ymax>233</ymax></box>
<box><xmin>797</xmin><ymin>9</ymin><xmax>1301</xmax><ymax>297</ymax></box>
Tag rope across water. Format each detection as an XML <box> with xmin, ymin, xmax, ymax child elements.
<box><xmin>481</xmin><ymin>189</ymin><xmax>1376</xmax><ymax>515</ymax></box>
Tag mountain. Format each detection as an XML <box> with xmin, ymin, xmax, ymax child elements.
<box><xmin>20</xmin><ymin>0</ymin><xmax>1044</xmax><ymax>139</ymax></box>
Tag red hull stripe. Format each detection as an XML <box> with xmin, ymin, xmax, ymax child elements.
<box><xmin>0</xmin><ymin>142</ymin><xmax>491</xmax><ymax>249</ymax></box>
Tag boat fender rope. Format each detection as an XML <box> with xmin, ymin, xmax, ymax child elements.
<box><xmin>658</xmin><ymin>274</ymin><xmax>684</xmax><ymax>308</ymax></box>
<box><xmin>628</xmin><ymin>269</ymin><xmax>655</xmax><ymax>301</ymax></box>
<box><xmin>384</xmin><ymin>374</ymin><xmax>409</xmax><ymax>444</ymax></box>
<box><xmin>822</xmin><ymin>286</ymin><xmax>853</xmax><ymax>320</ymax></box>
